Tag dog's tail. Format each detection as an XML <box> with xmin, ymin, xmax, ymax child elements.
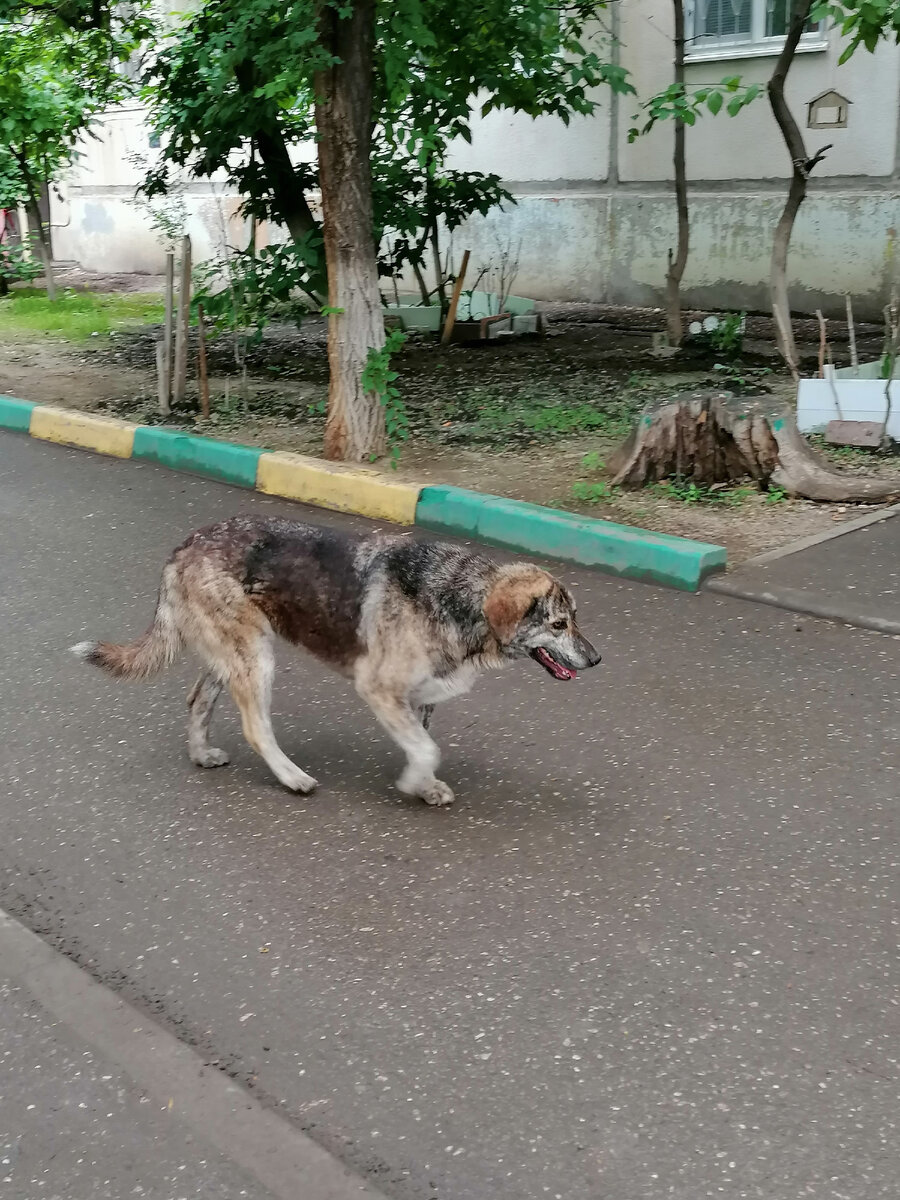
<box><xmin>71</xmin><ymin>566</ymin><xmax>182</xmax><ymax>681</ymax></box>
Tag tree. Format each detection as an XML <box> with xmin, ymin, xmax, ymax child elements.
<box><xmin>315</xmin><ymin>0</ymin><xmax>386</xmax><ymax>460</ymax></box>
<box><xmin>0</xmin><ymin>13</ymin><xmax>131</xmax><ymax>298</ymax></box>
<box><xmin>628</xmin><ymin>10</ymin><xmax>761</xmax><ymax>346</ymax></box>
<box><xmin>143</xmin><ymin>0</ymin><xmax>634</xmax><ymax>460</ymax></box>
<box><xmin>768</xmin><ymin>1</ymin><xmax>900</xmax><ymax>376</ymax></box>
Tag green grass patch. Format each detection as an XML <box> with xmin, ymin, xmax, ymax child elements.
<box><xmin>0</xmin><ymin>288</ymin><xmax>165</xmax><ymax>341</ymax></box>
<box><xmin>428</xmin><ymin>385</ymin><xmax>641</xmax><ymax>448</ymax></box>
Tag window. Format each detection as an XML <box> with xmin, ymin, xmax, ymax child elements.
<box><xmin>686</xmin><ymin>0</ymin><xmax>825</xmax><ymax>59</ymax></box>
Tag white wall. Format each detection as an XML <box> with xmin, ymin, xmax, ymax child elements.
<box><xmin>618</xmin><ymin>0</ymin><xmax>900</xmax><ymax>181</ymax></box>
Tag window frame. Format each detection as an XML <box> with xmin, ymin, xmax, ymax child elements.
<box><xmin>685</xmin><ymin>0</ymin><xmax>828</xmax><ymax>62</ymax></box>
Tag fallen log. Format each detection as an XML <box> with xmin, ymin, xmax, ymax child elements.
<box><xmin>608</xmin><ymin>391</ymin><xmax>900</xmax><ymax>503</ymax></box>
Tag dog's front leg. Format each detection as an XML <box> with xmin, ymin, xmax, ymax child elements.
<box><xmin>356</xmin><ymin>673</ymin><xmax>453</xmax><ymax>806</ymax></box>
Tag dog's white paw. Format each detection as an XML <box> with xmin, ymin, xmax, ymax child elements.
<box><xmin>420</xmin><ymin>779</ymin><xmax>455</xmax><ymax>807</ymax></box>
<box><xmin>192</xmin><ymin>747</ymin><xmax>230</xmax><ymax>768</ymax></box>
<box><xmin>282</xmin><ymin>768</ymin><xmax>318</xmax><ymax>795</ymax></box>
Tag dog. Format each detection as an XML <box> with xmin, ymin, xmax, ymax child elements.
<box><xmin>72</xmin><ymin>515</ymin><xmax>601</xmax><ymax>805</ymax></box>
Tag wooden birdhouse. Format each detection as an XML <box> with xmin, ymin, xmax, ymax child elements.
<box><xmin>807</xmin><ymin>89</ymin><xmax>851</xmax><ymax>129</ymax></box>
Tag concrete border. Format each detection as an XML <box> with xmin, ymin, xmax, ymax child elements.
<box><xmin>705</xmin><ymin>577</ymin><xmax>900</xmax><ymax>636</ymax></box>
<box><xmin>0</xmin><ymin>394</ymin><xmax>37</xmax><ymax>431</ymax></box>
<box><xmin>0</xmin><ymin>906</ymin><xmax>387</xmax><ymax>1200</ymax></box>
<box><xmin>0</xmin><ymin>397</ymin><xmax>728</xmax><ymax>588</ymax></box>
<box><xmin>29</xmin><ymin>405</ymin><xmax>135</xmax><ymax>459</ymax></box>
<box><xmin>719</xmin><ymin>502</ymin><xmax>900</xmax><ymax>569</ymax></box>
<box><xmin>416</xmin><ymin>485</ymin><xmax>727</xmax><ymax>591</ymax></box>
<box><xmin>258</xmin><ymin>450</ymin><xmax>421</xmax><ymax>524</ymax></box>
<box><xmin>132</xmin><ymin>425</ymin><xmax>263</xmax><ymax>488</ymax></box>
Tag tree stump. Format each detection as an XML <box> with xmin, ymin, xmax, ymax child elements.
<box><xmin>608</xmin><ymin>391</ymin><xmax>900</xmax><ymax>503</ymax></box>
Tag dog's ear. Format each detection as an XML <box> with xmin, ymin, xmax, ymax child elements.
<box><xmin>484</xmin><ymin>568</ymin><xmax>550</xmax><ymax>644</ymax></box>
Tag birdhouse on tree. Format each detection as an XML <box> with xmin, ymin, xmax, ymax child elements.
<box><xmin>807</xmin><ymin>89</ymin><xmax>851</xmax><ymax>129</ymax></box>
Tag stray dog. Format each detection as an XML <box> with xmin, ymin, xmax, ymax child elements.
<box><xmin>72</xmin><ymin>516</ymin><xmax>601</xmax><ymax>805</ymax></box>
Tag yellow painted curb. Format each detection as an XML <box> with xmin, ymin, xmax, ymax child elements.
<box><xmin>30</xmin><ymin>406</ymin><xmax>136</xmax><ymax>459</ymax></box>
<box><xmin>257</xmin><ymin>452</ymin><xmax>421</xmax><ymax>525</ymax></box>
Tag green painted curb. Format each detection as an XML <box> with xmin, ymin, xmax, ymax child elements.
<box><xmin>132</xmin><ymin>427</ymin><xmax>264</xmax><ymax>488</ymax></box>
<box><xmin>0</xmin><ymin>395</ymin><xmax>37</xmax><ymax>432</ymax></box>
<box><xmin>415</xmin><ymin>485</ymin><xmax>727</xmax><ymax>591</ymax></box>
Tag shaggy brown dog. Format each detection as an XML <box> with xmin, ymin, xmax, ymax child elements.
<box><xmin>73</xmin><ymin>516</ymin><xmax>601</xmax><ymax>805</ymax></box>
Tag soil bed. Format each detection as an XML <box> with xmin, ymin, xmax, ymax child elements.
<box><xmin>2</xmin><ymin>275</ymin><xmax>896</xmax><ymax>564</ymax></box>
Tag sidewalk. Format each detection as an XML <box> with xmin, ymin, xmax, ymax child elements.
<box><xmin>0</xmin><ymin>911</ymin><xmax>380</xmax><ymax>1200</ymax></box>
<box><xmin>706</xmin><ymin>506</ymin><xmax>900</xmax><ymax>633</ymax></box>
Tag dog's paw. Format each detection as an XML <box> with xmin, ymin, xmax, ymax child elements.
<box><xmin>192</xmin><ymin>747</ymin><xmax>230</xmax><ymax>768</ymax></box>
<box><xmin>283</xmin><ymin>768</ymin><xmax>318</xmax><ymax>795</ymax></box>
<box><xmin>420</xmin><ymin>779</ymin><xmax>455</xmax><ymax>807</ymax></box>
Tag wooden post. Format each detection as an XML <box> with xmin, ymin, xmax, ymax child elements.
<box><xmin>162</xmin><ymin>251</ymin><xmax>174</xmax><ymax>413</ymax></box>
<box><xmin>845</xmin><ymin>295</ymin><xmax>858</xmax><ymax>369</ymax></box>
<box><xmin>155</xmin><ymin>341</ymin><xmax>168</xmax><ymax>416</ymax></box>
<box><xmin>441</xmin><ymin>249</ymin><xmax>470</xmax><ymax>347</ymax></box>
<box><xmin>172</xmin><ymin>235</ymin><xmax>192</xmax><ymax>406</ymax></box>
<box><xmin>196</xmin><ymin>302</ymin><xmax>210</xmax><ymax>418</ymax></box>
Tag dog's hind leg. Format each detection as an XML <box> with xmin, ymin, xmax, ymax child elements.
<box><xmin>186</xmin><ymin>672</ymin><xmax>229</xmax><ymax>768</ymax></box>
<box><xmin>419</xmin><ymin>704</ymin><xmax>434</xmax><ymax>731</ymax></box>
<box><xmin>227</xmin><ymin>631</ymin><xmax>318</xmax><ymax>795</ymax></box>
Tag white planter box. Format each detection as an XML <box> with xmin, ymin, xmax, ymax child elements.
<box><xmin>797</xmin><ymin>362</ymin><xmax>900</xmax><ymax>439</ymax></box>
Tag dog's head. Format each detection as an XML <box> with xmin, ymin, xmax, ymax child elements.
<box><xmin>483</xmin><ymin>565</ymin><xmax>601</xmax><ymax>681</ymax></box>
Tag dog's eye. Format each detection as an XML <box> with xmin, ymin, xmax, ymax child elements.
<box><xmin>550</xmin><ymin>619</ymin><xmax>568</xmax><ymax>631</ymax></box>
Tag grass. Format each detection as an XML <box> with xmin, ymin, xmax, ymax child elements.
<box><xmin>427</xmin><ymin>385</ymin><xmax>643</xmax><ymax>448</ymax></box>
<box><xmin>0</xmin><ymin>288</ymin><xmax>165</xmax><ymax>341</ymax></box>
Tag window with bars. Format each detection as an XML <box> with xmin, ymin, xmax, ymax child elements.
<box><xmin>686</xmin><ymin>0</ymin><xmax>824</xmax><ymax>57</ymax></box>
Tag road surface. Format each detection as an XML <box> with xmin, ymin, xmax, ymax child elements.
<box><xmin>1</xmin><ymin>431</ymin><xmax>898</xmax><ymax>1199</ymax></box>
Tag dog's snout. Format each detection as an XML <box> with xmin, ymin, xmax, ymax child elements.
<box><xmin>576</xmin><ymin>634</ymin><xmax>601</xmax><ymax>668</ymax></box>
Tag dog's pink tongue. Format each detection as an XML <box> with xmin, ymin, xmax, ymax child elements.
<box><xmin>538</xmin><ymin>648</ymin><xmax>576</xmax><ymax>680</ymax></box>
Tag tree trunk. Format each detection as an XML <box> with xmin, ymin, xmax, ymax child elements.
<box><xmin>665</xmin><ymin>0</ymin><xmax>689</xmax><ymax>347</ymax></box>
<box><xmin>609</xmin><ymin>392</ymin><xmax>900</xmax><ymax>503</ymax></box>
<box><xmin>233</xmin><ymin>63</ymin><xmax>321</xmax><ymax>253</ymax></box>
<box><xmin>767</xmin><ymin>1</ymin><xmax>823</xmax><ymax>379</ymax></box>
<box><xmin>28</xmin><ymin>202</ymin><xmax>56</xmax><ymax>302</ymax></box>
<box><xmin>315</xmin><ymin>0</ymin><xmax>387</xmax><ymax>462</ymax></box>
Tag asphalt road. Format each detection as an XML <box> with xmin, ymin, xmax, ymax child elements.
<box><xmin>1</xmin><ymin>430</ymin><xmax>898</xmax><ymax>1200</ymax></box>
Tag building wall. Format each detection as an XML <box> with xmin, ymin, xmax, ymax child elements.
<box><xmin>50</xmin><ymin>9</ymin><xmax>900</xmax><ymax>317</ymax></box>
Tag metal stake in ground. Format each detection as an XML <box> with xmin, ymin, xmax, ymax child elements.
<box><xmin>161</xmin><ymin>251</ymin><xmax>174</xmax><ymax>414</ymax></box>
<box><xmin>172</xmin><ymin>236</ymin><xmax>192</xmax><ymax>407</ymax></box>
<box><xmin>197</xmin><ymin>302</ymin><xmax>210</xmax><ymax>419</ymax></box>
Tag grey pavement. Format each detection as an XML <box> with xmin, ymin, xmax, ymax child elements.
<box><xmin>2</xmin><ymin>956</ymin><xmax>279</xmax><ymax>1200</ymax></box>
<box><xmin>708</xmin><ymin>510</ymin><xmax>900</xmax><ymax>633</ymax></box>
<box><xmin>1</xmin><ymin>429</ymin><xmax>899</xmax><ymax>1200</ymax></box>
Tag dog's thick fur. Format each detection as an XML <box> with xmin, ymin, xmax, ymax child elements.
<box><xmin>72</xmin><ymin>516</ymin><xmax>600</xmax><ymax>805</ymax></box>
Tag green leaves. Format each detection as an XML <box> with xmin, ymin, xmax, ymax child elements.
<box><xmin>0</xmin><ymin>15</ymin><xmax>124</xmax><ymax>209</ymax></box>
<box><xmin>628</xmin><ymin>76</ymin><xmax>763</xmax><ymax>141</ymax></box>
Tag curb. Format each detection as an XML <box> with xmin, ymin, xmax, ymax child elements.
<box><xmin>705</xmin><ymin>576</ymin><xmax>900</xmax><ymax>636</ymax></box>
<box><xmin>0</xmin><ymin>395</ymin><xmax>727</xmax><ymax>589</ymax></box>
<box><xmin>258</xmin><ymin>450</ymin><xmax>420</xmax><ymax>524</ymax></box>
<box><xmin>416</xmin><ymin>485</ymin><xmax>727</xmax><ymax>591</ymax></box>
<box><xmin>0</xmin><ymin>906</ymin><xmax>388</xmax><ymax>1200</ymax></box>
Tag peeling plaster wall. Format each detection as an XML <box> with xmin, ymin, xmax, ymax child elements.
<box><xmin>444</xmin><ymin>190</ymin><xmax>899</xmax><ymax>318</ymax></box>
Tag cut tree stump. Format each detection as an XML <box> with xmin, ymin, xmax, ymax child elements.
<box><xmin>608</xmin><ymin>391</ymin><xmax>900</xmax><ymax>503</ymax></box>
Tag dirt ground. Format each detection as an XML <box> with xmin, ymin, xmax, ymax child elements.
<box><xmin>3</xmin><ymin>272</ymin><xmax>898</xmax><ymax>564</ymax></box>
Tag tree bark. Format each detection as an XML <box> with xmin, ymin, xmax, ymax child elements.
<box><xmin>609</xmin><ymin>392</ymin><xmax>900</xmax><ymax>503</ymax></box>
<box><xmin>315</xmin><ymin>0</ymin><xmax>387</xmax><ymax>462</ymax></box>
<box><xmin>665</xmin><ymin>0</ymin><xmax>689</xmax><ymax>347</ymax></box>
<box><xmin>767</xmin><ymin>1</ymin><xmax>825</xmax><ymax>380</ymax></box>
